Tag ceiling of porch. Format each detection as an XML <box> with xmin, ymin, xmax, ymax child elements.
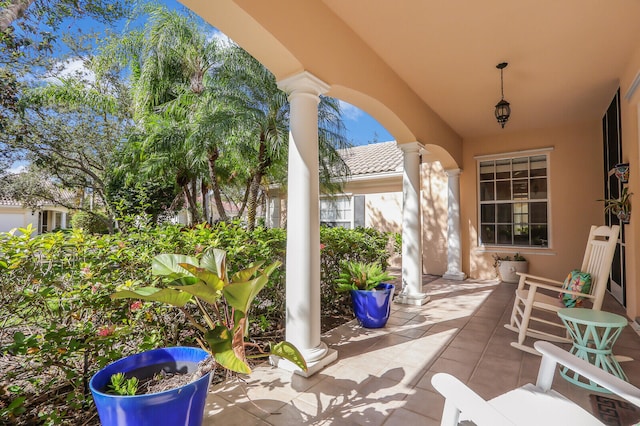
<box><xmin>180</xmin><ymin>0</ymin><xmax>640</xmax><ymax>153</ymax></box>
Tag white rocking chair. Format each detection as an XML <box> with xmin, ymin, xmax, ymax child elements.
<box><xmin>504</xmin><ymin>225</ymin><xmax>620</xmax><ymax>354</ymax></box>
<box><xmin>432</xmin><ymin>341</ymin><xmax>640</xmax><ymax>426</ymax></box>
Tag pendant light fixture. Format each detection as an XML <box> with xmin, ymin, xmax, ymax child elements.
<box><xmin>495</xmin><ymin>62</ymin><xmax>510</xmax><ymax>128</ymax></box>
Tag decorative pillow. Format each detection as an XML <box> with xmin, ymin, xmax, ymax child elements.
<box><xmin>558</xmin><ymin>269</ymin><xmax>592</xmax><ymax>307</ymax></box>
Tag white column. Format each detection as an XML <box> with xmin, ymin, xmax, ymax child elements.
<box><xmin>443</xmin><ymin>169</ymin><xmax>467</xmax><ymax>280</ymax></box>
<box><xmin>266</xmin><ymin>189</ymin><xmax>281</xmax><ymax>228</ymax></box>
<box><xmin>273</xmin><ymin>71</ymin><xmax>337</xmax><ymax>376</ymax></box>
<box><xmin>396</xmin><ymin>142</ymin><xmax>430</xmax><ymax>306</ymax></box>
<box><xmin>61</xmin><ymin>212</ymin><xmax>68</xmax><ymax>229</ymax></box>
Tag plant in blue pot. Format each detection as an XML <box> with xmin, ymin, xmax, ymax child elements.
<box><xmin>90</xmin><ymin>248</ymin><xmax>307</xmax><ymax>426</ymax></box>
<box><xmin>335</xmin><ymin>261</ymin><xmax>395</xmax><ymax>328</ymax></box>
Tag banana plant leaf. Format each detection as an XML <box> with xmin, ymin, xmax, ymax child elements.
<box><xmin>270</xmin><ymin>341</ymin><xmax>308</xmax><ymax>371</ymax></box>
<box><xmin>152</xmin><ymin>254</ymin><xmax>200</xmax><ymax>285</ymax></box>
<box><xmin>111</xmin><ymin>287</ymin><xmax>193</xmax><ymax>307</ymax></box>
<box><xmin>204</xmin><ymin>325</ymin><xmax>251</xmax><ymax>374</ymax></box>
<box><xmin>200</xmin><ymin>249</ymin><xmax>227</xmax><ymax>283</ymax></box>
<box><xmin>169</xmin><ymin>282</ymin><xmax>222</xmax><ymax>305</ymax></box>
<box><xmin>177</xmin><ymin>264</ymin><xmax>225</xmax><ymax>292</ymax></box>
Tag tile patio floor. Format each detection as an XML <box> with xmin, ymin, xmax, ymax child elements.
<box><xmin>203</xmin><ymin>276</ymin><xmax>640</xmax><ymax>425</ymax></box>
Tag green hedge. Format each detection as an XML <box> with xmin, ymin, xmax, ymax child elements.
<box><xmin>0</xmin><ymin>221</ymin><xmax>393</xmax><ymax>425</ymax></box>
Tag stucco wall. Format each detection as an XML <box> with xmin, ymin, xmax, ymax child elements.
<box><xmin>461</xmin><ymin>121</ymin><xmax>603</xmax><ymax>281</ymax></box>
<box><xmin>0</xmin><ymin>208</ymin><xmax>37</xmax><ymax>234</ymax></box>
<box><xmin>421</xmin><ymin>161</ymin><xmax>448</xmax><ymax>275</ymax></box>
<box><xmin>364</xmin><ymin>192</ymin><xmax>402</xmax><ymax>232</ymax></box>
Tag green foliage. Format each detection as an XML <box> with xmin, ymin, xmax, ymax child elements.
<box><xmin>0</xmin><ymin>221</ymin><xmax>389</xmax><ymax>424</ymax></box>
<box><xmin>70</xmin><ymin>210</ymin><xmax>111</xmax><ymax>234</ymax></box>
<box><xmin>335</xmin><ymin>261</ymin><xmax>394</xmax><ymax>292</ymax></box>
<box><xmin>492</xmin><ymin>252</ymin><xmax>526</xmax><ymax>268</ymax></box>
<box><xmin>108</xmin><ymin>373</ymin><xmax>138</xmax><ymax>396</ymax></box>
<box><xmin>112</xmin><ymin>247</ymin><xmax>307</xmax><ymax>375</ymax></box>
<box><xmin>319</xmin><ymin>226</ymin><xmax>393</xmax><ymax>305</ymax></box>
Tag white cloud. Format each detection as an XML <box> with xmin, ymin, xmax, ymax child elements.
<box><xmin>45</xmin><ymin>58</ymin><xmax>96</xmax><ymax>84</ymax></box>
<box><xmin>8</xmin><ymin>161</ymin><xmax>28</xmax><ymax>174</ymax></box>
<box><xmin>208</xmin><ymin>29</ymin><xmax>234</xmax><ymax>47</ymax></box>
<box><xmin>338</xmin><ymin>100</ymin><xmax>363</xmax><ymax>121</ymax></box>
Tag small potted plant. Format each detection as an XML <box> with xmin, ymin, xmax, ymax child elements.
<box><xmin>89</xmin><ymin>248</ymin><xmax>307</xmax><ymax>426</ymax></box>
<box><xmin>600</xmin><ymin>187</ymin><xmax>632</xmax><ymax>224</ymax></box>
<box><xmin>335</xmin><ymin>260</ymin><xmax>395</xmax><ymax>328</ymax></box>
<box><xmin>493</xmin><ymin>252</ymin><xmax>528</xmax><ymax>284</ymax></box>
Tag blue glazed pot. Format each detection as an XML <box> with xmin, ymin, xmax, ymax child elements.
<box><xmin>350</xmin><ymin>283</ymin><xmax>395</xmax><ymax>328</ymax></box>
<box><xmin>89</xmin><ymin>346</ymin><xmax>211</xmax><ymax>426</ymax></box>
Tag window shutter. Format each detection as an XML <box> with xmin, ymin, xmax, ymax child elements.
<box><xmin>353</xmin><ymin>196</ymin><xmax>365</xmax><ymax>228</ymax></box>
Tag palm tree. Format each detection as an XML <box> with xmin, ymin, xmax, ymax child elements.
<box><xmin>219</xmin><ymin>45</ymin><xmax>352</xmax><ymax>231</ymax></box>
<box><xmin>109</xmin><ymin>6</ymin><xmax>233</xmax><ymax>224</ymax></box>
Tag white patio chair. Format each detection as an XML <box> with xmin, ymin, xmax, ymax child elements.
<box><xmin>504</xmin><ymin>225</ymin><xmax>620</xmax><ymax>354</ymax></box>
<box><xmin>431</xmin><ymin>341</ymin><xmax>640</xmax><ymax>426</ymax></box>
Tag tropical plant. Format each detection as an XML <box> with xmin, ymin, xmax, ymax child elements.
<box><xmin>219</xmin><ymin>45</ymin><xmax>352</xmax><ymax>230</ymax></box>
<box><xmin>334</xmin><ymin>260</ymin><xmax>394</xmax><ymax>292</ymax></box>
<box><xmin>111</xmin><ymin>247</ymin><xmax>307</xmax><ymax>377</ymax></box>
<box><xmin>492</xmin><ymin>252</ymin><xmax>526</xmax><ymax>268</ymax></box>
<box><xmin>599</xmin><ymin>187</ymin><xmax>632</xmax><ymax>221</ymax></box>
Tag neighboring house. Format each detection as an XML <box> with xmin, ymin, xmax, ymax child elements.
<box><xmin>267</xmin><ymin>141</ymin><xmax>450</xmax><ymax>273</ymax></box>
<box><xmin>0</xmin><ymin>193</ymin><xmax>71</xmax><ymax>235</ymax></box>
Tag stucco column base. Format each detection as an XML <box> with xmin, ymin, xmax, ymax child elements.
<box><xmin>395</xmin><ymin>292</ymin><xmax>430</xmax><ymax>306</ymax></box>
<box><xmin>270</xmin><ymin>342</ymin><xmax>338</xmax><ymax>377</ymax></box>
<box><xmin>443</xmin><ymin>271</ymin><xmax>467</xmax><ymax>281</ymax></box>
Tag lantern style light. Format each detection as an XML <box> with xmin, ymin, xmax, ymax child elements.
<box><xmin>495</xmin><ymin>62</ymin><xmax>510</xmax><ymax>128</ymax></box>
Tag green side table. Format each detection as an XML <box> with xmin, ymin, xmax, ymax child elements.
<box><xmin>557</xmin><ymin>308</ymin><xmax>629</xmax><ymax>392</ymax></box>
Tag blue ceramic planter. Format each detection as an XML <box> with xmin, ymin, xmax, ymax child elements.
<box><xmin>90</xmin><ymin>346</ymin><xmax>211</xmax><ymax>426</ymax></box>
<box><xmin>350</xmin><ymin>283</ymin><xmax>395</xmax><ymax>328</ymax></box>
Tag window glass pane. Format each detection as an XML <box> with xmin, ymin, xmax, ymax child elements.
<box><xmin>495</xmin><ymin>159</ymin><xmax>511</xmax><ymax>179</ymax></box>
<box><xmin>479</xmin><ymin>161</ymin><xmax>495</xmax><ymax>181</ymax></box>
<box><xmin>531</xmin><ymin>225</ymin><xmax>548</xmax><ymax>246</ymax></box>
<box><xmin>481</xmin><ymin>204</ymin><xmax>495</xmax><ymax>222</ymax></box>
<box><xmin>530</xmin><ymin>202</ymin><xmax>547</xmax><ymax>223</ymax></box>
<box><xmin>512</xmin><ymin>157</ymin><xmax>529</xmax><ymax>178</ymax></box>
<box><xmin>480</xmin><ymin>182</ymin><xmax>494</xmax><ymax>201</ymax></box>
<box><xmin>477</xmin><ymin>153</ymin><xmax>549</xmax><ymax>248</ymax></box>
<box><xmin>497</xmin><ymin>204</ymin><xmax>511</xmax><ymax>223</ymax></box>
<box><xmin>530</xmin><ymin>178</ymin><xmax>547</xmax><ymax>199</ymax></box>
<box><xmin>514</xmin><ymin>226</ymin><xmax>529</xmax><ymax>245</ymax></box>
<box><xmin>496</xmin><ymin>181</ymin><xmax>511</xmax><ymax>200</ymax></box>
<box><xmin>497</xmin><ymin>224</ymin><xmax>512</xmax><ymax>244</ymax></box>
<box><xmin>481</xmin><ymin>224</ymin><xmax>495</xmax><ymax>244</ymax></box>
<box><xmin>513</xmin><ymin>179</ymin><xmax>528</xmax><ymax>200</ymax></box>
<box><xmin>530</xmin><ymin>155</ymin><xmax>547</xmax><ymax>177</ymax></box>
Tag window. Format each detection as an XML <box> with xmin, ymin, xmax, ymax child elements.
<box><xmin>320</xmin><ymin>196</ymin><xmax>352</xmax><ymax>228</ymax></box>
<box><xmin>478</xmin><ymin>152</ymin><xmax>549</xmax><ymax>247</ymax></box>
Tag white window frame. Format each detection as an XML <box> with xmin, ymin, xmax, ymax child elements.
<box><xmin>319</xmin><ymin>194</ymin><xmax>353</xmax><ymax>229</ymax></box>
<box><xmin>475</xmin><ymin>147</ymin><xmax>553</xmax><ymax>249</ymax></box>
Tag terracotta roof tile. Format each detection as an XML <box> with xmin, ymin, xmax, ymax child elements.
<box><xmin>340</xmin><ymin>141</ymin><xmax>403</xmax><ymax>176</ymax></box>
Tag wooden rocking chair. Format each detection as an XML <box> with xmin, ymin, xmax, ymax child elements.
<box><xmin>504</xmin><ymin>225</ymin><xmax>620</xmax><ymax>355</ymax></box>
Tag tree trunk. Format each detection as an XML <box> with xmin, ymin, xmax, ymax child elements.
<box><xmin>182</xmin><ymin>184</ymin><xmax>200</xmax><ymax>225</ymax></box>
<box><xmin>246</xmin><ymin>136</ymin><xmax>270</xmax><ymax>231</ymax></box>
<box><xmin>207</xmin><ymin>149</ymin><xmax>228</xmax><ymax>222</ymax></box>
<box><xmin>236</xmin><ymin>178</ymin><xmax>251</xmax><ymax>219</ymax></box>
<box><xmin>0</xmin><ymin>0</ymin><xmax>34</xmax><ymax>31</ymax></box>
<box><xmin>246</xmin><ymin>173</ymin><xmax>260</xmax><ymax>231</ymax></box>
<box><xmin>201</xmin><ymin>180</ymin><xmax>209</xmax><ymax>223</ymax></box>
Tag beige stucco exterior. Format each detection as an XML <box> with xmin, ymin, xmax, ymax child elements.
<box><xmin>182</xmin><ymin>0</ymin><xmax>640</xmax><ymax>319</ymax></box>
<box><xmin>0</xmin><ymin>205</ymin><xmax>70</xmax><ymax>235</ymax></box>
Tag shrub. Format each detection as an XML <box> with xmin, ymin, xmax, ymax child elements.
<box><xmin>70</xmin><ymin>211</ymin><xmax>111</xmax><ymax>234</ymax></box>
<box><xmin>0</xmin><ymin>221</ymin><xmax>391</xmax><ymax>425</ymax></box>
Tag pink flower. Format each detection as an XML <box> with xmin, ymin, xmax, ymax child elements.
<box><xmin>97</xmin><ymin>325</ymin><xmax>115</xmax><ymax>337</ymax></box>
<box><xmin>320</xmin><ymin>244</ymin><xmax>326</xmax><ymax>250</ymax></box>
<box><xmin>130</xmin><ymin>301</ymin><xmax>143</xmax><ymax>311</ymax></box>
